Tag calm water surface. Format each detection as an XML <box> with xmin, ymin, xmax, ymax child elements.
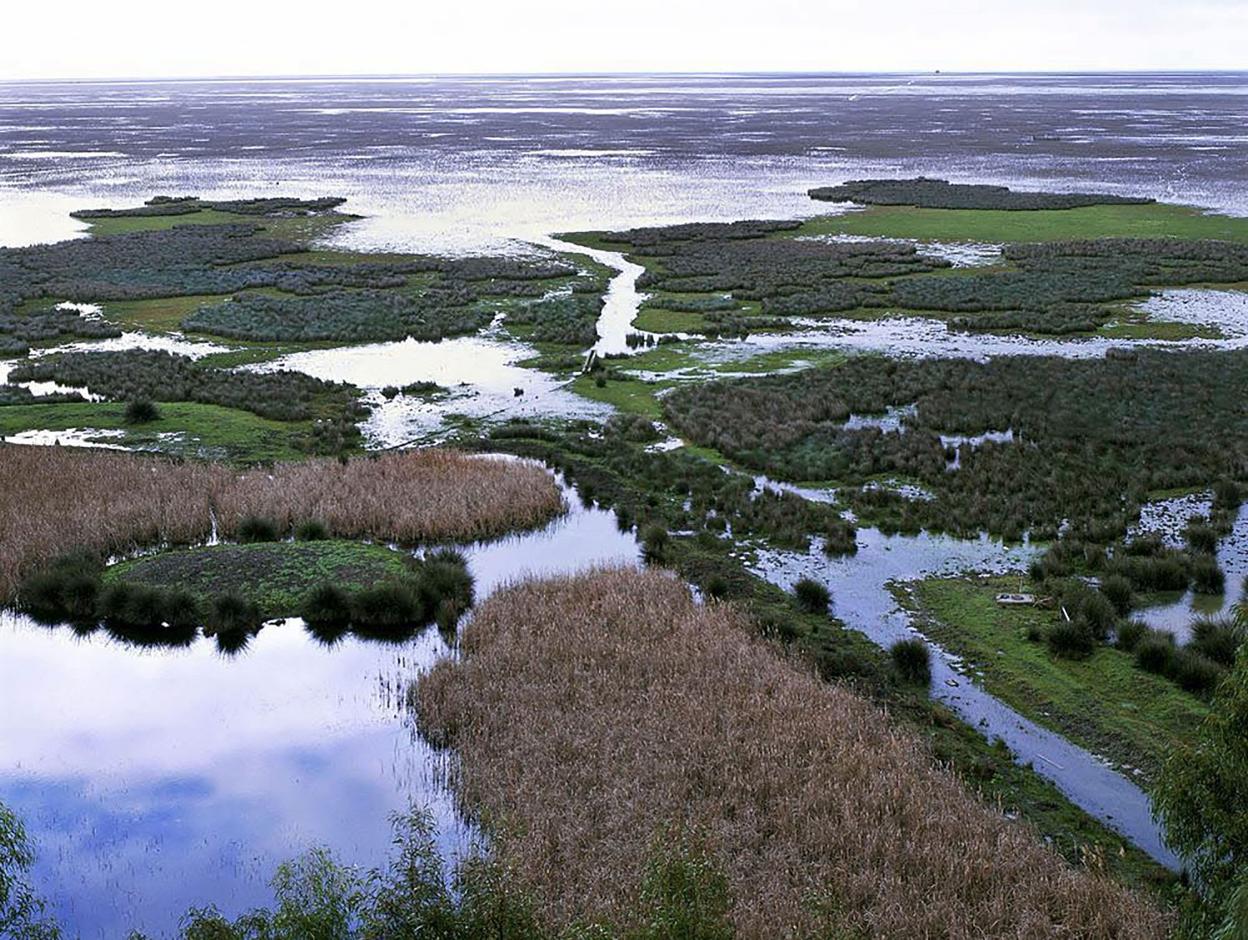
<box><xmin>0</xmin><ymin>476</ymin><xmax>642</xmax><ymax>938</ymax></box>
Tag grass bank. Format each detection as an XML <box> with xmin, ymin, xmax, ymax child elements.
<box><xmin>796</xmin><ymin>202</ymin><xmax>1248</xmax><ymax>243</ymax></box>
<box><xmin>0</xmin><ymin>401</ymin><xmax>312</xmax><ymax>463</ymax></box>
<box><xmin>900</xmin><ymin>576</ymin><xmax>1209</xmax><ymax>782</ymax></box>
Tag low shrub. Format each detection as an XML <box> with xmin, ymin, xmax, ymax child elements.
<box><xmin>1056</xmin><ymin>582</ymin><xmax>1117</xmax><ymax>642</ymax></box>
<box><xmin>17</xmin><ymin>551</ymin><xmax>103</xmax><ymax>623</ymax></box>
<box><xmin>1114</xmin><ymin>619</ymin><xmax>1150</xmax><ymax>652</ymax></box>
<box><xmin>1099</xmin><ymin>574</ymin><xmax>1134</xmax><ymax>616</ymax></box>
<box><xmin>98</xmin><ymin>582</ymin><xmax>166</xmax><ymax>627</ymax></box>
<box><xmin>1184</xmin><ymin>521</ymin><xmax>1219</xmax><ymax>555</ymax></box>
<box><xmin>1169</xmin><ymin>649</ymin><xmax>1226</xmax><ymax>698</ymax></box>
<box><xmin>1135</xmin><ymin>632</ymin><xmax>1177</xmax><ymax>675</ymax></box>
<box><xmin>351</xmin><ymin>581</ymin><xmax>425</xmax><ymax>629</ymax></box>
<box><xmin>1046</xmin><ymin>619</ymin><xmax>1096</xmax><ymax>659</ymax></box>
<box><xmin>641</xmin><ymin>524</ymin><xmax>670</xmax><ymax>562</ymax></box>
<box><xmin>1188</xmin><ymin>616</ymin><xmax>1244</xmax><ymax>668</ymax></box>
<box><xmin>208</xmin><ymin>592</ymin><xmax>262</xmax><ymax>636</ymax></box>
<box><xmin>1191</xmin><ymin>555</ymin><xmax>1226</xmax><ymax>595</ymax></box>
<box><xmin>702</xmin><ymin>574</ymin><xmax>730</xmax><ymax>600</ymax></box>
<box><xmin>301</xmin><ymin>583</ymin><xmax>352</xmax><ymax>629</ymax></box>
<box><xmin>419</xmin><ymin>549</ymin><xmax>475</xmax><ymax>622</ymax></box>
<box><xmin>236</xmin><ymin>515</ymin><xmax>281</xmax><ymax>544</ymax></box>
<box><xmin>162</xmin><ymin>588</ymin><xmax>204</xmax><ymax>630</ymax></box>
<box><xmin>793</xmin><ymin>578</ymin><xmax>830</xmax><ymax>615</ymax></box>
<box><xmin>124</xmin><ymin>399</ymin><xmax>161</xmax><ymax>424</ymax></box>
<box><xmin>890</xmin><ymin>638</ymin><xmax>932</xmax><ymax>685</ymax></box>
<box><xmin>294</xmin><ymin>519</ymin><xmax>331</xmax><ymax>541</ymax></box>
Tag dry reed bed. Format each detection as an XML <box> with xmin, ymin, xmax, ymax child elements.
<box><xmin>214</xmin><ymin>451</ymin><xmax>563</xmax><ymax>543</ymax></box>
<box><xmin>415</xmin><ymin>568</ymin><xmax>1167</xmax><ymax>939</ymax></box>
<box><xmin>0</xmin><ymin>446</ymin><xmax>563</xmax><ymax>600</ymax></box>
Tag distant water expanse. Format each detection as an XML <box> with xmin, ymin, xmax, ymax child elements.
<box><xmin>0</xmin><ymin>72</ymin><xmax>1245</xmax><ymax>251</ymax></box>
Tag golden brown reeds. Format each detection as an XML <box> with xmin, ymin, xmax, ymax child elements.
<box><xmin>0</xmin><ymin>446</ymin><xmax>562</xmax><ymax>601</ymax></box>
<box><xmin>415</xmin><ymin>567</ymin><xmax>1168</xmax><ymax>939</ymax></box>
<box><xmin>214</xmin><ymin>451</ymin><xmax>561</xmax><ymax>544</ymax></box>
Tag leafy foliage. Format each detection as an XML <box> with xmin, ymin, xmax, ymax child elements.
<box><xmin>0</xmin><ymin>803</ymin><xmax>61</xmax><ymax>939</ymax></box>
<box><xmin>1154</xmin><ymin>646</ymin><xmax>1248</xmax><ymax>927</ymax></box>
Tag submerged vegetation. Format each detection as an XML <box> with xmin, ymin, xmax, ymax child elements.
<box><xmin>415</xmin><ymin>568</ymin><xmax>1167</xmax><ymax>938</ymax></box>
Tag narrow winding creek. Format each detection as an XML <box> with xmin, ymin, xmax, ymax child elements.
<box><xmin>750</xmin><ymin>524</ymin><xmax>1178</xmax><ymax>868</ymax></box>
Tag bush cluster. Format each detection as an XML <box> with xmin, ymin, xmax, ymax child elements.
<box><xmin>301</xmin><ymin>548</ymin><xmax>474</xmax><ymax>640</ymax></box>
<box><xmin>184</xmin><ymin>289</ymin><xmax>493</xmax><ymax>343</ymax></box>
<box><xmin>505</xmin><ymin>293</ymin><xmax>604</xmax><ymax>346</ymax></box>
<box><xmin>665</xmin><ymin>349</ymin><xmax>1248</xmax><ymax>547</ymax></box>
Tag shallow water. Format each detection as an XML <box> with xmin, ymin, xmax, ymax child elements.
<box><xmin>541</xmin><ymin>237</ymin><xmax>655</xmax><ymax>356</ymax></box>
<box><xmin>0</xmin><ymin>427</ymin><xmax>129</xmax><ymax>448</ymax></box>
<box><xmin>3</xmin><ymin>73</ymin><xmax>1246</xmax><ymax>256</ymax></box>
<box><xmin>1135</xmin><ymin>502</ymin><xmax>1248</xmax><ymax>641</ymax></box>
<box><xmin>1135</xmin><ymin>288</ymin><xmax>1248</xmax><ymax>337</ymax></box>
<box><xmin>0</xmin><ymin>472</ymin><xmax>641</xmax><ymax>939</ymax></box>
<box><xmin>249</xmin><ymin>334</ymin><xmax>610</xmax><ymax>445</ymax></box>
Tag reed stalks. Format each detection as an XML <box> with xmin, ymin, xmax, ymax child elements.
<box><xmin>0</xmin><ymin>446</ymin><xmax>562</xmax><ymax>601</ymax></box>
<box><xmin>414</xmin><ymin>567</ymin><xmax>1166</xmax><ymax>939</ymax></box>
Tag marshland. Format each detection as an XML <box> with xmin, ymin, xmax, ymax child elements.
<box><xmin>2</xmin><ymin>71</ymin><xmax>1248</xmax><ymax>939</ymax></box>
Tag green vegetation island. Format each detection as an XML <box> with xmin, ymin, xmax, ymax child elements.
<box><xmin>3</xmin><ymin>181</ymin><xmax>1248</xmax><ymax>939</ymax></box>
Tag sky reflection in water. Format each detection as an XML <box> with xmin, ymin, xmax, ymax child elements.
<box><xmin>0</xmin><ymin>487</ymin><xmax>641</xmax><ymax>939</ymax></box>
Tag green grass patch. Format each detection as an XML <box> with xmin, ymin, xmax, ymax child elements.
<box><xmin>1097</xmin><ymin>320</ymin><xmax>1222</xmax><ymax>341</ymax></box>
<box><xmin>714</xmin><ymin>347</ymin><xmax>847</xmax><ymax>374</ymax></box>
<box><xmin>795</xmin><ymin>203</ymin><xmax>1248</xmax><ymax>244</ymax></box>
<box><xmin>570</xmin><ymin>374</ymin><xmax>667</xmax><ymax>418</ymax></box>
<box><xmin>0</xmin><ymin>401</ymin><xmax>310</xmax><ymax>463</ymax></box>
<box><xmin>902</xmin><ymin>575</ymin><xmax>1209</xmax><ymax>782</ymax></box>
<box><xmin>633</xmin><ymin>307</ymin><xmax>709</xmax><ymax>332</ymax></box>
<box><xmin>105</xmin><ymin>540</ymin><xmax>411</xmax><ymax>617</ymax></box>
<box><xmin>103</xmin><ymin>293</ymin><xmax>234</xmax><ymax>332</ymax></box>
<box><xmin>82</xmin><ymin>209</ymin><xmax>258</xmax><ymax>236</ymax></box>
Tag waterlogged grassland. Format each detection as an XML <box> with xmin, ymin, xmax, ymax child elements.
<box><xmin>796</xmin><ymin>202</ymin><xmax>1248</xmax><ymax>244</ymax></box>
<box><xmin>81</xmin><ymin>208</ymin><xmax>260</xmax><ymax>235</ymax></box>
<box><xmin>0</xmin><ymin>401</ymin><xmax>310</xmax><ymax>462</ymax></box>
<box><xmin>902</xmin><ymin>576</ymin><xmax>1209</xmax><ymax>782</ymax></box>
<box><xmin>106</xmin><ymin>540</ymin><xmax>412</xmax><ymax>617</ymax></box>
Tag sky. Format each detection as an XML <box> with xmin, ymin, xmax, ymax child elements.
<box><xmin>2</xmin><ymin>0</ymin><xmax>1246</xmax><ymax>80</ymax></box>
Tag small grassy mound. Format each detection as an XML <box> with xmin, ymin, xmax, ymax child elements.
<box><xmin>104</xmin><ymin>540</ymin><xmax>412</xmax><ymax>617</ymax></box>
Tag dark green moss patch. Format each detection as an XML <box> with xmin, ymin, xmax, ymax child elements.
<box><xmin>105</xmin><ymin>540</ymin><xmax>412</xmax><ymax>617</ymax></box>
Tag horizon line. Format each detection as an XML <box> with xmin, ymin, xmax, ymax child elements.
<box><xmin>3</xmin><ymin>68</ymin><xmax>1247</xmax><ymax>86</ymax></box>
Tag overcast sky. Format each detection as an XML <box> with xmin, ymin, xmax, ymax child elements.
<box><xmin>3</xmin><ymin>0</ymin><xmax>1246</xmax><ymax>80</ymax></box>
